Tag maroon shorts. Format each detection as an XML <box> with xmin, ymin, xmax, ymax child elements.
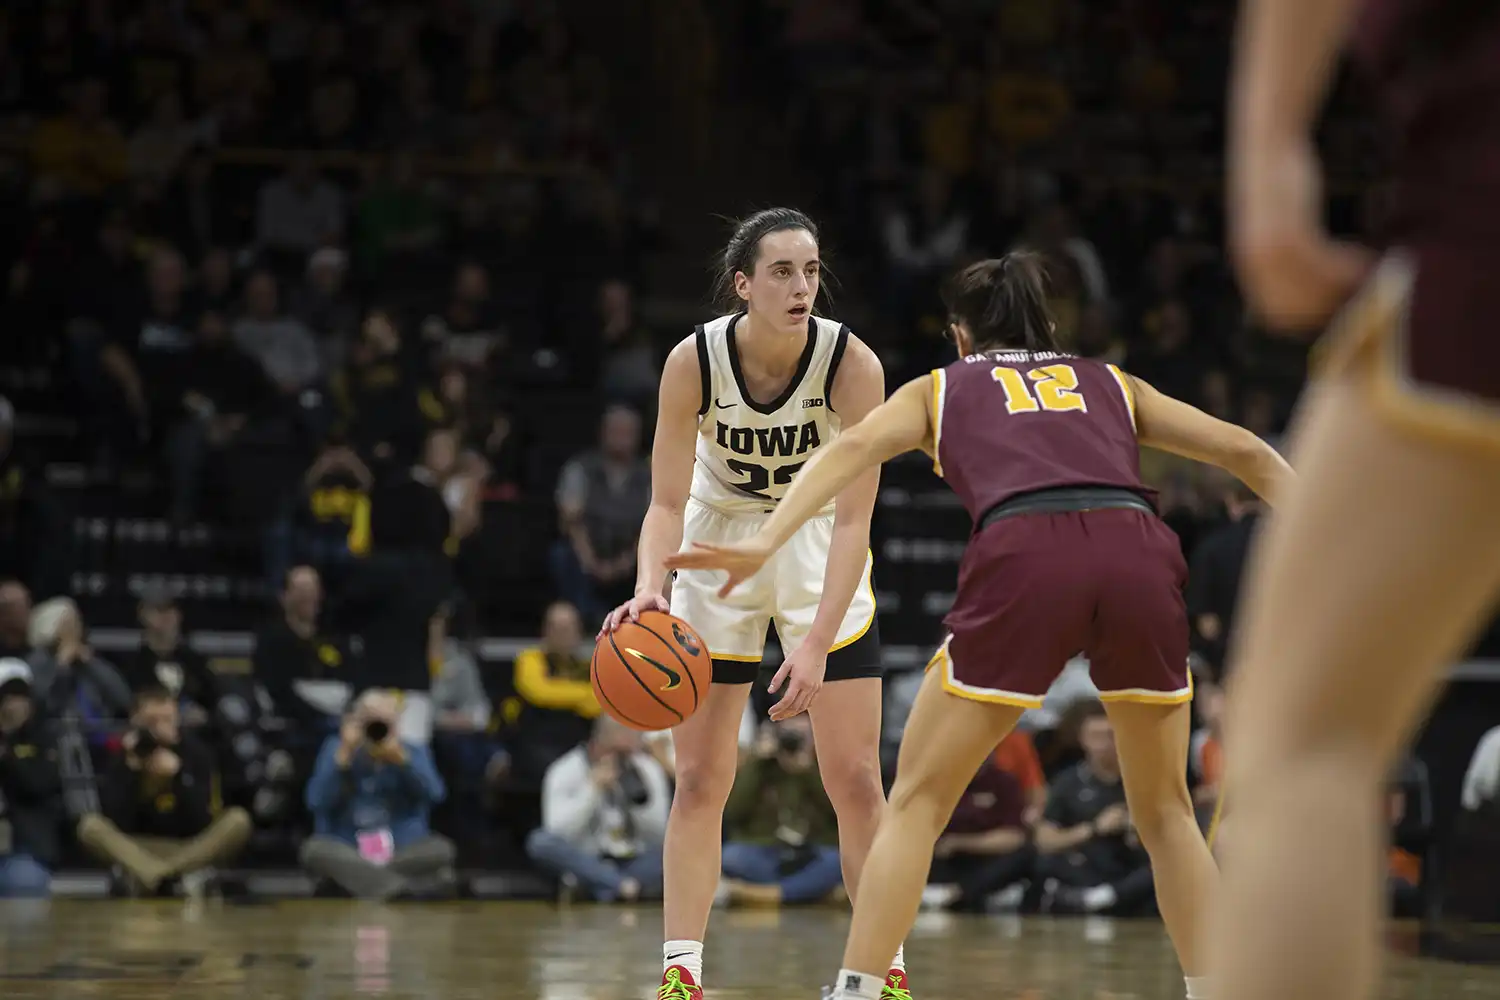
<box><xmin>1317</xmin><ymin>250</ymin><xmax>1500</xmax><ymax>452</ymax></box>
<box><xmin>931</xmin><ymin>508</ymin><xmax>1191</xmax><ymax>708</ymax></box>
<box><xmin>1336</xmin><ymin>2</ymin><xmax>1500</xmax><ymax>445</ymax></box>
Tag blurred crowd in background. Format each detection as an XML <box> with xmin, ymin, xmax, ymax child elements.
<box><xmin>0</xmin><ymin>0</ymin><xmax>1495</xmax><ymax>915</ymax></box>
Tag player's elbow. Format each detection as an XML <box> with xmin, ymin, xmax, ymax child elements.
<box><xmin>1220</xmin><ymin>429</ymin><xmax>1277</xmax><ymax>490</ymax></box>
<box><xmin>647</xmin><ymin>493</ymin><xmax>688</xmax><ymax>518</ymax></box>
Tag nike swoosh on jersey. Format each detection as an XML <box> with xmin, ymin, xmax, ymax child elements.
<box><xmin>714</xmin><ymin>398</ymin><xmax>734</xmax><ymax>409</ymax></box>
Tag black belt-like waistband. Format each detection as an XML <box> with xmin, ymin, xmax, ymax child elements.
<box><xmin>978</xmin><ymin>486</ymin><xmax>1155</xmax><ymax>530</ymax></box>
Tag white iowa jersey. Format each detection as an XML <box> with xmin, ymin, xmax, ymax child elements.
<box><xmin>689</xmin><ymin>313</ymin><xmax>850</xmax><ymax>516</ymax></box>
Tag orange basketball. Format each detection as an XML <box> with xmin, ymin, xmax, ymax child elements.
<box><xmin>592</xmin><ymin>610</ymin><xmax>711</xmax><ymax>731</ymax></box>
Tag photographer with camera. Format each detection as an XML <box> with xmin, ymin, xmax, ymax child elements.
<box><xmin>77</xmin><ymin>687</ymin><xmax>251</xmax><ymax>896</ymax></box>
<box><xmin>299</xmin><ymin>689</ymin><xmax>455</xmax><ymax>900</ymax></box>
<box><xmin>526</xmin><ymin>715</ymin><xmax>670</xmax><ymax>902</ymax></box>
<box><xmin>717</xmin><ymin>716</ymin><xmax>843</xmax><ymax>907</ymax></box>
<box><xmin>0</xmin><ymin>659</ymin><xmax>64</xmax><ymax>897</ymax></box>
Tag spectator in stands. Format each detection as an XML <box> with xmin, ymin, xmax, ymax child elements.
<box><xmin>267</xmin><ymin>438</ymin><xmax>372</xmax><ymax>588</ymax></box>
<box><xmin>332</xmin><ymin>309</ymin><xmax>429</xmax><ymax>467</ymax></box>
<box><xmin>550</xmin><ymin>405</ymin><xmax>650</xmax><ymax>623</ymax></box>
<box><xmin>527</xmin><ymin>715</ymin><xmax>670</xmax><ymax>902</ymax></box>
<box><xmin>300</xmin><ymin>689</ymin><xmax>455</xmax><ymax>900</ymax></box>
<box><xmin>118</xmin><ymin>584</ymin><xmax>218</xmax><ymax>727</ymax></box>
<box><xmin>0</xmin><ymin>400</ymin><xmax>71</xmax><ymax>599</ymax></box>
<box><xmin>718</xmin><ymin>716</ymin><xmax>842</xmax><ymax>907</ymax></box>
<box><xmin>0</xmin><ymin>659</ymin><xmax>64</xmax><ymax>897</ymax></box>
<box><xmin>291</xmin><ymin>247</ymin><xmax>360</xmax><ymax>370</ymax></box>
<box><xmin>430</xmin><ymin>604</ymin><xmax>510</xmax><ymax>833</ymax></box>
<box><xmin>1035</xmin><ymin>702</ymin><xmax>1154</xmax><ymax>915</ymax></box>
<box><xmin>127</xmin><ymin>88</ymin><xmax>202</xmax><ymax>184</ymax></box>
<box><xmin>1387</xmin><ymin>772</ymin><xmax>1424</xmax><ymax>918</ymax></box>
<box><xmin>254</xmin><ymin>155</ymin><xmax>345</xmax><ymax>264</ymax></box>
<box><xmin>164</xmin><ymin>309</ymin><xmax>270</xmax><ymax>525</ymax></box>
<box><xmin>1191</xmin><ymin>681</ymin><xmax>1226</xmax><ymax>827</ymax></box>
<box><xmin>593</xmin><ymin>278</ymin><xmax>659</xmax><ymax>411</ymax></box>
<box><xmin>197</xmin><ymin>247</ymin><xmax>238</xmax><ymax>315</ymax></box>
<box><xmin>0</xmin><ymin>580</ymin><xmax>31</xmax><ymax>658</ymax></box>
<box><xmin>77</xmin><ymin>687</ymin><xmax>251</xmax><ymax>896</ymax></box>
<box><xmin>26</xmin><ymin>597</ymin><xmax>132</xmax><ymax>738</ymax></box>
<box><xmin>423</xmin><ymin>426</ymin><xmax>484</xmax><ymax>551</ymax></box>
<box><xmin>29</xmin><ymin>77</ymin><xmax>127</xmax><ymax>198</ymax></box>
<box><xmin>355</xmin><ymin>152</ymin><xmax>445</xmax><ymax>275</ymax></box>
<box><xmin>1187</xmin><ymin>475</ymin><xmax>1265</xmax><ymax>679</ymax></box>
<box><xmin>1463</xmin><ymin>726</ymin><xmax>1500</xmax><ymax>812</ymax></box>
<box><xmin>253</xmin><ymin>566</ymin><xmax>353</xmax><ymax>737</ymax></box>
<box><xmin>922</xmin><ymin>734</ymin><xmax>1042</xmax><ymax>913</ymax></box>
<box><xmin>1125</xmin><ymin>299</ymin><xmax>1207</xmax><ymax>407</ymax></box>
<box><xmin>91</xmin><ymin>245</ymin><xmax>197</xmax><ymax>459</ymax></box>
<box><xmin>478</xmin><ymin>400</ymin><xmax>524</xmax><ymax>501</ymax></box>
<box><xmin>420</xmin><ymin>262</ymin><xmax>506</xmax><ymax>370</ymax></box>
<box><xmin>336</xmin><ymin>428</ymin><xmax>455</xmax><ymax>745</ymax></box>
<box><xmin>231</xmin><ymin>269</ymin><xmax>323</xmax><ymax>398</ymax></box>
<box><xmin>508</xmin><ymin>601</ymin><xmax>599</xmax><ymax>784</ymax></box>
<box><xmin>881</xmin><ymin>169</ymin><xmax>970</xmax><ymax>324</ymax></box>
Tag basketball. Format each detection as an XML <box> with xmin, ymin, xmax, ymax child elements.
<box><xmin>592</xmin><ymin>610</ymin><xmax>712</xmax><ymax>731</ymax></box>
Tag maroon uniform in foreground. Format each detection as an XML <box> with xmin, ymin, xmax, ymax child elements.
<box><xmin>1328</xmin><ymin>0</ymin><xmax>1500</xmax><ymax>442</ymax></box>
<box><xmin>930</xmin><ymin>351</ymin><xmax>1189</xmax><ymax>707</ymax></box>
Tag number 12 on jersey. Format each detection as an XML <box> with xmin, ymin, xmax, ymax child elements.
<box><xmin>992</xmin><ymin>364</ymin><xmax>1088</xmax><ymax>414</ymax></box>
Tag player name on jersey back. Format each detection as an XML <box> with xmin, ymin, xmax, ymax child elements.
<box><xmin>934</xmin><ymin>350</ymin><xmax>1153</xmax><ymax>521</ymax></box>
<box><xmin>689</xmin><ymin>314</ymin><xmax>849</xmax><ymax>514</ymax></box>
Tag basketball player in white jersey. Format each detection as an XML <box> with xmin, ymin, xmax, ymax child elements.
<box><xmin>601</xmin><ymin>209</ymin><xmax>910</xmax><ymax>1000</ymax></box>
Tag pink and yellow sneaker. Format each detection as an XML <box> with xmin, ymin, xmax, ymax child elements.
<box><xmin>882</xmin><ymin>968</ymin><xmax>912</xmax><ymax>1000</ymax></box>
<box><xmin>659</xmin><ymin>966</ymin><xmax>703</xmax><ymax>1000</ymax></box>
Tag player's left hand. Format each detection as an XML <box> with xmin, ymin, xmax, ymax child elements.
<box><xmin>767</xmin><ymin>643</ymin><xmax>827</xmax><ymax>721</ymax></box>
<box><xmin>662</xmin><ymin>540</ymin><xmax>773</xmax><ymax>598</ymax></box>
<box><xmin>1231</xmin><ymin>138</ymin><xmax>1373</xmax><ymax>333</ymax></box>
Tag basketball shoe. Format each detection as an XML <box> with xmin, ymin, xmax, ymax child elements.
<box><xmin>659</xmin><ymin>966</ymin><xmax>703</xmax><ymax>1000</ymax></box>
<box><xmin>819</xmin><ymin>969</ymin><xmax>913</xmax><ymax>1000</ymax></box>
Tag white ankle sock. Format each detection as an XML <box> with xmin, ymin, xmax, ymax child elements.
<box><xmin>890</xmin><ymin>945</ymin><xmax>905</xmax><ymax>971</ymax></box>
<box><xmin>833</xmin><ymin>969</ymin><xmax>885</xmax><ymax>1000</ymax></box>
<box><xmin>664</xmin><ymin>940</ymin><xmax>703</xmax><ymax>983</ymax></box>
<box><xmin>1185</xmin><ymin>975</ymin><xmax>1210</xmax><ymax>999</ymax></box>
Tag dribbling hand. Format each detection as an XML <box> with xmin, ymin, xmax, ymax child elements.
<box><xmin>599</xmin><ymin>592</ymin><xmax>669</xmax><ymax>639</ymax></box>
<box><xmin>662</xmin><ymin>540</ymin><xmax>773</xmax><ymax>599</ymax></box>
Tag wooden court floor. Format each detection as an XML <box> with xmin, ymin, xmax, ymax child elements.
<box><xmin>0</xmin><ymin>900</ymin><xmax>1495</xmax><ymax>1000</ymax></box>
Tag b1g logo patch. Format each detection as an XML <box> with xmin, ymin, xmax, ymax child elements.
<box><xmin>672</xmin><ymin>621</ymin><xmax>702</xmax><ymax>658</ymax></box>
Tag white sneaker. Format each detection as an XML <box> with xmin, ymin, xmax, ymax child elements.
<box><xmin>920</xmin><ymin>884</ymin><xmax>959</xmax><ymax>910</ymax></box>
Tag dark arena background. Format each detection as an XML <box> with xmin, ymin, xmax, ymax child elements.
<box><xmin>0</xmin><ymin>1</ymin><xmax>1496</xmax><ymax>998</ymax></box>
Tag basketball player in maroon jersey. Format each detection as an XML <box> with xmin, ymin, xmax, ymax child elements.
<box><xmin>666</xmin><ymin>253</ymin><xmax>1294</xmax><ymax>1000</ymax></box>
<box><xmin>1217</xmin><ymin>2</ymin><xmax>1500</xmax><ymax>999</ymax></box>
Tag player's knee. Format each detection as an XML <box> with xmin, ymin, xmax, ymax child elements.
<box><xmin>1129</xmin><ymin>794</ymin><xmax>1197</xmax><ymax>851</ymax></box>
<box><xmin>886</xmin><ymin>774</ymin><xmax>954</xmax><ymax>833</ymax></box>
<box><xmin>819</xmin><ymin>754</ymin><xmax>885</xmax><ymax>819</ymax></box>
<box><xmin>672</xmin><ymin>755</ymin><xmax>737</xmax><ymax>812</ymax></box>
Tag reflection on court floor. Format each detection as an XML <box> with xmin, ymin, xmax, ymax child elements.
<box><xmin>0</xmin><ymin>900</ymin><xmax>1493</xmax><ymax>999</ymax></box>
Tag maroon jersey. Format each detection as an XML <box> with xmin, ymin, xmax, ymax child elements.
<box><xmin>1351</xmin><ymin>0</ymin><xmax>1500</xmax><ymax>241</ymax></box>
<box><xmin>932</xmin><ymin>351</ymin><xmax>1150</xmax><ymax>521</ymax></box>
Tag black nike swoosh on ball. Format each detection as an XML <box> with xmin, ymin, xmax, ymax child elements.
<box><xmin>624</xmin><ymin>647</ymin><xmax>682</xmax><ymax>690</ymax></box>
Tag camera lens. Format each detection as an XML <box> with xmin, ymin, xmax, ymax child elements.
<box><xmin>364</xmin><ymin>719</ymin><xmax>390</xmax><ymax>742</ymax></box>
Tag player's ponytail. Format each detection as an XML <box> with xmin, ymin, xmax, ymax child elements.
<box><xmin>942</xmin><ymin>252</ymin><xmax>1062</xmax><ymax>355</ymax></box>
<box><xmin>711</xmin><ymin>208</ymin><xmax>821</xmax><ymax>313</ymax></box>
